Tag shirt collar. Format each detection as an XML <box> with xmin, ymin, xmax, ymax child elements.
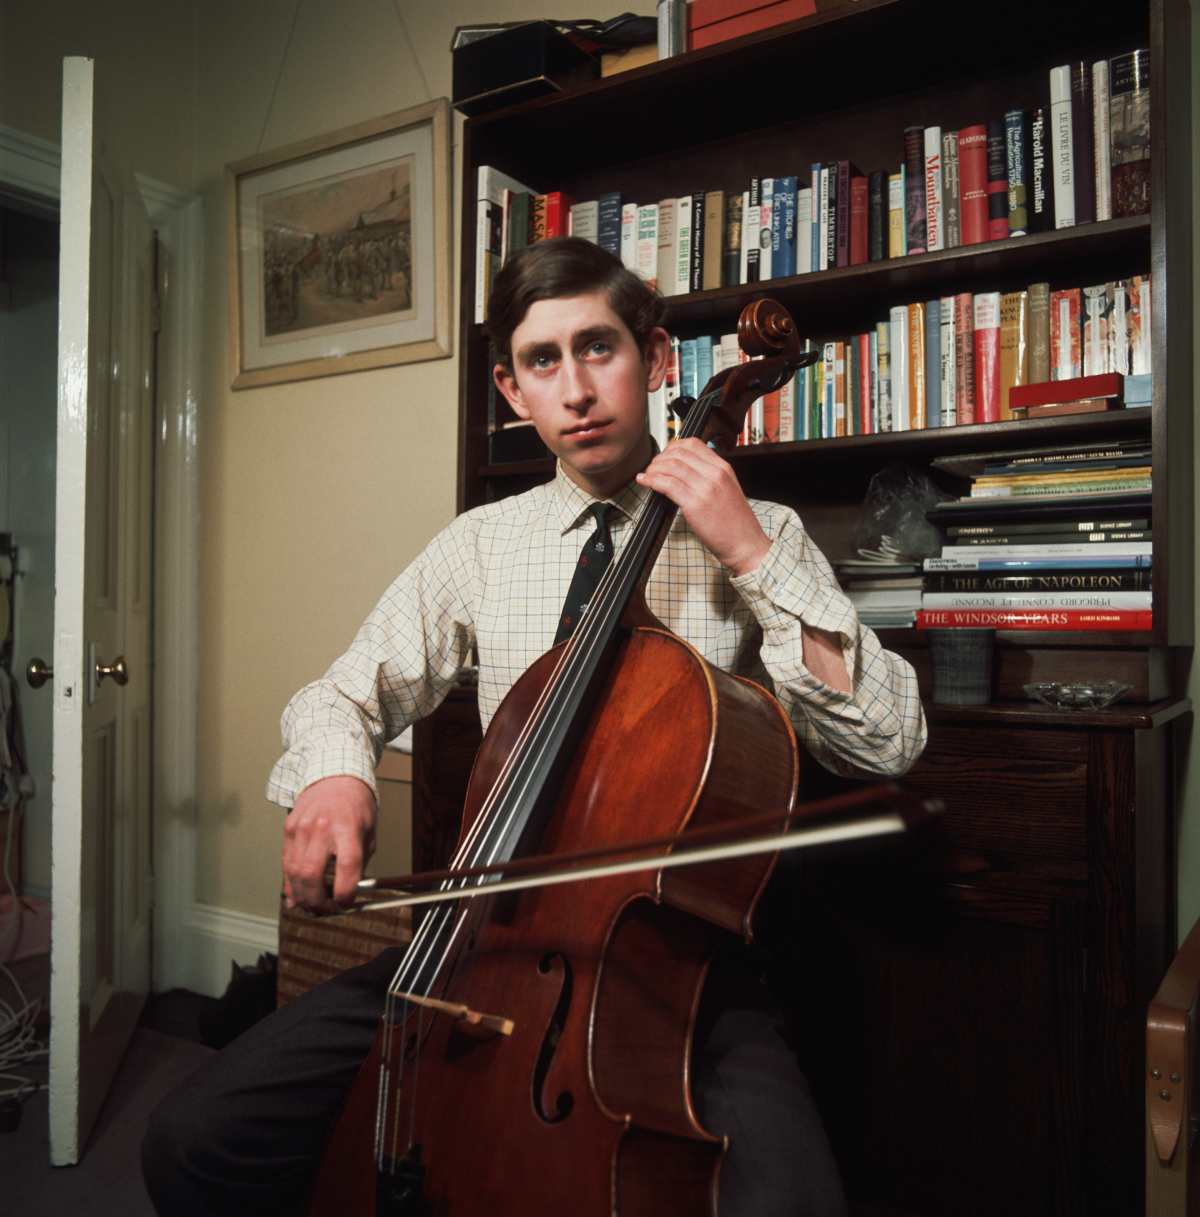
<box><xmin>550</xmin><ymin>460</ymin><xmax>655</xmax><ymax>535</ymax></box>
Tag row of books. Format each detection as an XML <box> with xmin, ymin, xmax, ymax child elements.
<box><xmin>917</xmin><ymin>443</ymin><xmax>1153</xmax><ymax>630</ymax></box>
<box><xmin>473</xmin><ymin>50</ymin><xmax>1150</xmax><ymax>319</ymax></box>
<box><xmin>651</xmin><ymin>274</ymin><xmax>1151</xmax><ymax>448</ymax></box>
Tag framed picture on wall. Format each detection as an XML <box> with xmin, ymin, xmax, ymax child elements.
<box><xmin>226</xmin><ymin>97</ymin><xmax>452</xmax><ymax>389</ymax></box>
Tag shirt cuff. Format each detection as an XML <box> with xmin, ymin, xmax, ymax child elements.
<box><xmin>266</xmin><ymin>744</ymin><xmax>380</xmax><ymax>810</ymax></box>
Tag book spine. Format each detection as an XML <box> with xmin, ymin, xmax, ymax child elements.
<box><xmin>759</xmin><ymin>178</ymin><xmax>775</xmax><ymax>280</ymax></box>
<box><xmin>679</xmin><ymin>338</ymin><xmax>699</xmax><ymax>400</ymax></box>
<box><xmin>922</xmin><ymin>591</ymin><xmax>1152</xmax><ymax>610</ymax></box>
<box><xmin>1050</xmin><ymin>287</ymin><xmax>1082</xmax><ymax>379</ymax></box>
<box><xmin>908</xmin><ymin>303</ymin><xmax>926</xmax><ymax>429</ymax></box>
<box><xmin>811</xmin><ymin>164</ymin><xmax>823</xmax><ymax>271</ymax></box>
<box><xmin>597</xmin><ymin>192</ymin><xmax>622</xmax><ymax>258</ymax></box>
<box><xmin>924</xmin><ymin>301</ymin><xmax>940</xmax><ymax>428</ymax></box>
<box><xmin>1028</xmin><ymin>108</ymin><xmax>1054</xmax><ymax>232</ymax></box>
<box><xmin>620</xmin><ymin>202</ymin><xmax>639</xmax><ymax>270</ymax></box>
<box><xmin>776</xmin><ymin>176</ymin><xmax>797</xmax><ymax>278</ymax></box>
<box><xmin>947</xmin><ymin>517</ymin><xmax>1149</xmax><ymax>536</ymax></box>
<box><xmin>974</xmin><ymin>291</ymin><xmax>1001</xmax><ymax>422</ymax></box>
<box><xmin>1081</xmin><ymin>284</ymin><xmax>1108</xmax><ymax>376</ymax></box>
<box><xmin>887</xmin><ymin>171</ymin><xmax>906</xmax><ymax>257</ymax></box>
<box><xmin>834</xmin><ymin>341</ymin><xmax>847</xmax><ymax>437</ymax></box>
<box><xmin>703</xmin><ymin>190</ymin><xmax>725</xmax><ymax>290</ymax></box>
<box><xmin>823</xmin><ymin>164</ymin><xmax>838</xmax><ymax>270</ymax></box>
<box><xmin>860</xmin><ymin>332</ymin><xmax>873</xmax><ymax>434</ymax></box>
<box><xmin>876</xmin><ymin>321</ymin><xmax>892</xmax><ymax>432</ymax></box>
<box><xmin>925</xmin><ymin>570</ymin><xmax>1151</xmax><ymax>592</ymax></box>
<box><xmin>779</xmin><ymin>374</ymin><xmax>795</xmax><ymax>443</ymax></box>
<box><xmin>1109</xmin><ymin>49</ymin><xmax>1151</xmax><ymax>218</ymax></box>
<box><xmin>636</xmin><ymin>204</ymin><xmax>659</xmax><ymax>289</ymax></box>
<box><xmin>675</xmin><ymin>196</ymin><xmax>692</xmax><ymax>295</ymax></box>
<box><xmin>945</xmin><ymin>528</ymin><xmax>1151</xmax><ymax>545</ymax></box>
<box><xmin>986</xmin><ymin>119</ymin><xmax>1009</xmax><ymax>241</ymax></box>
<box><xmin>846</xmin><ymin>337</ymin><xmax>859</xmax><ymax>436</ymax></box>
<box><xmin>1050</xmin><ymin>65</ymin><xmax>1076</xmax><ymax>228</ymax></box>
<box><xmin>942</xmin><ymin>540</ymin><xmax>1152</xmax><ymax>558</ymax></box>
<box><xmin>569</xmin><ymin>199</ymin><xmax>600</xmax><ymax>243</ymax></box>
<box><xmin>507</xmin><ymin>191</ymin><xmax>531</xmax><ymax>261</ymax></box>
<box><xmin>998</xmin><ymin>290</ymin><xmax>1028</xmax><ymax>421</ymax></box>
<box><xmin>657</xmin><ymin>199</ymin><xmax>677</xmax><ymax>295</ymax></box>
<box><xmin>954</xmin><ymin>292</ymin><xmax>976</xmax><ymax>424</ymax></box>
<box><xmin>958</xmin><ymin>125</ymin><xmax>989</xmax><ymax>245</ymax></box>
<box><xmin>796</xmin><ymin>186</ymin><xmax>814</xmax><ymax>275</ymax></box>
<box><xmin>544</xmin><ymin>191</ymin><xmax>569</xmax><ymax>237</ymax></box>
<box><xmin>924</xmin><ymin>127</ymin><xmax>944</xmax><ymax>251</ymax></box>
<box><xmin>821</xmin><ymin>343</ymin><xmax>836</xmax><ymax>438</ymax></box>
<box><xmin>832</xmin><ymin>163</ymin><xmax>848</xmax><ymax>268</ymax></box>
<box><xmin>942</xmin><ymin>130</ymin><xmax>960</xmax><ymax>248</ymax></box>
<box><xmin>869</xmin><ymin>328</ymin><xmax>880</xmax><ymax>432</ymax></box>
<box><xmin>1005</xmin><ymin>109</ymin><xmax>1029</xmax><ymax>236</ymax></box>
<box><xmin>723</xmin><ymin>191</ymin><xmax>742</xmax><ymax>288</ymax></box>
<box><xmin>1128</xmin><ymin>275</ymin><xmax>1152</xmax><ymax>374</ymax></box>
<box><xmin>1027</xmin><ymin>282</ymin><xmax>1051</xmax><ymax>383</ymax></box>
<box><xmin>903</xmin><ymin>126</ymin><xmax>928</xmax><ymax>254</ymax></box>
<box><xmin>530</xmin><ymin>193</ymin><xmax>548</xmax><ymax>243</ymax></box>
<box><xmin>868</xmin><ymin>170</ymin><xmax>886</xmax><ymax>261</ymax></box>
<box><xmin>1070</xmin><ymin>61</ymin><xmax>1096</xmax><ymax>224</ymax></box>
<box><xmin>939</xmin><ymin>297</ymin><xmax>956</xmax><ymax>426</ymax></box>
<box><xmin>1093</xmin><ymin>60</ymin><xmax>1112</xmax><ymax>221</ymax></box>
<box><xmin>926</xmin><ymin>554</ymin><xmax>1151</xmax><ymax>570</ymax></box>
<box><xmin>890</xmin><ymin>306</ymin><xmax>909</xmax><ymax>431</ymax></box>
<box><xmin>849</xmin><ymin>175</ymin><xmax>869</xmax><ymax>266</ymax></box>
<box><xmin>916</xmin><ymin>608</ymin><xmax>1153</xmax><ymax>630</ymax></box>
<box><xmin>690</xmin><ymin>192</ymin><xmax>706</xmax><ymax>292</ymax></box>
<box><xmin>745</xmin><ymin>179</ymin><xmax>761</xmax><ymax>282</ymax></box>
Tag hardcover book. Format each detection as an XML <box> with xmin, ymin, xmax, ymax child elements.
<box><xmin>1082</xmin><ymin>285</ymin><xmax>1108</xmax><ymax>376</ymax></box>
<box><xmin>1004</xmin><ymin>109</ymin><xmax>1029</xmax><ymax>236</ymax></box>
<box><xmin>1110</xmin><ymin>49</ymin><xmax>1151</xmax><ymax>217</ymax></box>
<box><xmin>985</xmin><ymin>119</ymin><xmax>1009</xmax><ymax>241</ymax></box>
<box><xmin>656</xmin><ymin>199</ymin><xmax>676</xmax><ymax>295</ymax></box>
<box><xmin>941</xmin><ymin>130</ymin><xmax>960</xmax><ymax>248</ymax></box>
<box><xmin>796</xmin><ymin>186</ymin><xmax>814</xmax><ymax>275</ymax></box>
<box><xmin>998</xmin><ymin>290</ymin><xmax>1029</xmax><ymax>420</ymax></box>
<box><xmin>703</xmin><ymin>190</ymin><xmax>725</xmax><ymax>290</ymax></box>
<box><xmin>620</xmin><ymin>203</ymin><xmax>638</xmax><ymax>270</ymax></box>
<box><xmin>939</xmin><ymin>297</ymin><xmax>957</xmax><ymax>426</ymax></box>
<box><xmin>759</xmin><ymin>178</ymin><xmax>775</xmax><ymax>280</ymax></box>
<box><xmin>868</xmin><ymin>170</ymin><xmax>886</xmax><ymax>261</ymax></box>
<box><xmin>887</xmin><ymin>171</ymin><xmax>906</xmax><ymax>257</ymax></box>
<box><xmin>924</xmin><ymin>127</ymin><xmax>944</xmax><ymax>251</ymax></box>
<box><xmin>835</xmin><ymin>162</ymin><xmax>857</xmax><ymax>268</ymax></box>
<box><xmin>876</xmin><ymin>320</ymin><xmax>893</xmax><ymax>432</ymax></box>
<box><xmin>597</xmin><ymin>191</ymin><xmax>623</xmax><ymax>258</ymax></box>
<box><xmin>1049</xmin><ymin>65</ymin><xmax>1076</xmax><ymax>227</ymax></box>
<box><xmin>689</xmin><ymin>192</ymin><xmax>707</xmax><ymax>293</ymax></box>
<box><xmin>674</xmin><ymin>195</ymin><xmax>693</xmax><ymax>295</ymax></box>
<box><xmin>723</xmin><ymin>191</ymin><xmax>742</xmax><ymax>287</ymax></box>
<box><xmin>889</xmin><ymin>308</ymin><xmax>909</xmax><ymax>431</ymax></box>
<box><xmin>1028</xmin><ymin>108</ymin><xmax>1054</xmax><ymax>233</ymax></box>
<box><xmin>1027</xmin><ymin>282</ymin><xmax>1051</xmax><ymax>383</ymax></box>
<box><xmin>850</xmin><ymin>175</ymin><xmax>869</xmax><ymax>265</ymax></box>
<box><xmin>957</xmin><ymin>126</ymin><xmax>989</xmax><ymax>245</ymax></box>
<box><xmin>903</xmin><ymin>127</ymin><xmax>928</xmax><ymax>254</ymax></box>
<box><xmin>954</xmin><ymin>292</ymin><xmax>976</xmax><ymax>425</ymax></box>
<box><xmin>1070</xmin><ymin>61</ymin><xmax>1097</xmax><ymax>224</ymax></box>
<box><xmin>908</xmin><ymin>303</ymin><xmax>926</xmax><ymax>430</ymax></box>
<box><xmin>569</xmin><ymin>199</ymin><xmax>600</xmax><ymax>244</ymax></box>
<box><xmin>636</xmin><ymin>203</ymin><xmax>659</xmax><ymax>288</ymax></box>
<box><xmin>973</xmin><ymin>291</ymin><xmax>1002</xmax><ymax>422</ymax></box>
<box><xmin>1093</xmin><ymin>60</ymin><xmax>1113</xmax><ymax>221</ymax></box>
<box><xmin>1050</xmin><ymin>287</ymin><xmax>1083</xmax><ymax>379</ymax></box>
<box><xmin>745</xmin><ymin>178</ymin><xmax>761</xmax><ymax>282</ymax></box>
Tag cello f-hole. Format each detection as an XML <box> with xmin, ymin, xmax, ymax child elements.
<box><xmin>533</xmin><ymin>952</ymin><xmax>575</xmax><ymax>1123</ymax></box>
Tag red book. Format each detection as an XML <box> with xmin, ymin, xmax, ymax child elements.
<box><xmin>954</xmin><ymin>292</ymin><xmax>975</xmax><ymax>424</ymax></box>
<box><xmin>858</xmin><ymin>332</ymin><xmax>872</xmax><ymax>433</ymax></box>
<box><xmin>543</xmin><ymin>191</ymin><xmax>571</xmax><ymax>237</ymax></box>
<box><xmin>973</xmin><ymin>292</ymin><xmax>1001</xmax><ymax>422</ymax></box>
<box><xmin>1009</xmin><ymin>372</ymin><xmax>1123</xmax><ymax>410</ymax></box>
<box><xmin>849</xmin><ymin>176</ymin><xmax>869</xmax><ymax>266</ymax></box>
<box><xmin>917</xmin><ymin>608</ymin><xmax>1152</xmax><ymax>631</ymax></box>
<box><xmin>958</xmin><ymin>125</ymin><xmax>989</xmax><ymax>245</ymax></box>
<box><xmin>761</xmin><ymin>387</ymin><xmax>781</xmax><ymax>443</ymax></box>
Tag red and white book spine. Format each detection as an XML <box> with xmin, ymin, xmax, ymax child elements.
<box><xmin>924</xmin><ymin>126</ymin><xmax>944</xmax><ymax>251</ymax></box>
<box><xmin>620</xmin><ymin>203</ymin><xmax>639</xmax><ymax>270</ymax></box>
<box><xmin>973</xmin><ymin>292</ymin><xmax>1001</xmax><ymax>422</ymax></box>
<box><xmin>1050</xmin><ymin>288</ymin><xmax>1082</xmax><ymax>379</ymax></box>
<box><xmin>1093</xmin><ymin>60</ymin><xmax>1112</xmax><ymax>221</ymax></box>
<box><xmin>954</xmin><ymin>292</ymin><xmax>975</xmax><ymax>424</ymax></box>
<box><xmin>957</xmin><ymin>125</ymin><xmax>989</xmax><ymax>245</ymax></box>
<box><xmin>858</xmin><ymin>332</ymin><xmax>873</xmax><ymax>433</ymax></box>
<box><xmin>916</xmin><ymin>608</ymin><xmax>1152</xmax><ymax>631</ymax></box>
<box><xmin>1049</xmin><ymin>65</ymin><xmax>1076</xmax><ymax>228</ymax></box>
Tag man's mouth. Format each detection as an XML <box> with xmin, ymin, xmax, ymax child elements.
<box><xmin>564</xmin><ymin>420</ymin><xmax>611</xmax><ymax>441</ymax></box>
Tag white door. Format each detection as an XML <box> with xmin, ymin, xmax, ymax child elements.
<box><xmin>49</xmin><ymin>56</ymin><xmax>156</xmax><ymax>1166</ymax></box>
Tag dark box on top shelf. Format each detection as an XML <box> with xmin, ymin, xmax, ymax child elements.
<box><xmin>452</xmin><ymin>22</ymin><xmax>599</xmax><ymax>118</ymax></box>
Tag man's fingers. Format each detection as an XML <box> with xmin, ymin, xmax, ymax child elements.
<box><xmin>332</xmin><ymin>830</ymin><xmax>365</xmax><ymax>906</ymax></box>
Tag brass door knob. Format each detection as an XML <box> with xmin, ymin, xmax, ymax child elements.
<box><xmin>95</xmin><ymin>655</ymin><xmax>129</xmax><ymax>687</ymax></box>
<box><xmin>26</xmin><ymin>658</ymin><xmax>53</xmax><ymax>689</ymax></box>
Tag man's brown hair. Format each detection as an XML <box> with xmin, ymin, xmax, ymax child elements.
<box><xmin>486</xmin><ymin>236</ymin><xmax>665</xmax><ymax>371</ymax></box>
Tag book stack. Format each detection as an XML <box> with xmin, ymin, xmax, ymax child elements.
<box><xmin>835</xmin><ymin>555</ymin><xmax>923</xmax><ymax>629</ymax></box>
<box><xmin>916</xmin><ymin>440</ymin><xmax>1152</xmax><ymax>631</ymax></box>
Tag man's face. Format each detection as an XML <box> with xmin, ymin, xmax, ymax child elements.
<box><xmin>493</xmin><ymin>291</ymin><xmax>669</xmax><ymax>499</ymax></box>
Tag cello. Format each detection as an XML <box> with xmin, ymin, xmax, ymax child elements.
<box><xmin>307</xmin><ymin>298</ymin><xmax>882</xmax><ymax>1215</ymax></box>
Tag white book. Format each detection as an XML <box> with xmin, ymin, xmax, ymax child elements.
<box><xmin>569</xmin><ymin>200</ymin><xmax>599</xmax><ymax>243</ymax></box>
<box><xmin>875</xmin><ymin>321</ymin><xmax>892</xmax><ymax>432</ymax></box>
<box><xmin>656</xmin><ymin>199</ymin><xmax>676</xmax><ymax>295</ymax></box>
<box><xmin>1093</xmin><ymin>59</ymin><xmax>1112</xmax><ymax>222</ymax></box>
<box><xmin>939</xmin><ymin>297</ymin><xmax>957</xmax><ymax>426</ymax></box>
<box><xmin>924</xmin><ymin>127</ymin><xmax>944</xmax><ymax>251</ymax></box>
<box><xmin>759</xmin><ymin>178</ymin><xmax>774</xmax><ymax>280</ymax></box>
<box><xmin>475</xmin><ymin>165</ymin><xmax>535</xmax><ymax>323</ymax></box>
<box><xmin>1082</xmin><ymin>285</ymin><xmax>1107</xmax><ymax>375</ymax></box>
<box><xmin>941</xmin><ymin>541</ymin><xmax>1151</xmax><ymax>558</ymax></box>
<box><xmin>743</xmin><ymin>183</ymin><xmax>761</xmax><ymax>283</ymax></box>
<box><xmin>822</xmin><ymin>343</ymin><xmax>836</xmax><ymax>438</ymax></box>
<box><xmin>719</xmin><ymin>333</ymin><xmax>740</xmax><ymax>377</ymax></box>
<box><xmin>795</xmin><ymin>188</ymin><xmax>814</xmax><ymax>274</ymax></box>
<box><xmin>1049</xmin><ymin>65</ymin><xmax>1076</xmax><ymax>228</ymax></box>
<box><xmin>818</xmin><ymin>167</ymin><xmax>830</xmax><ymax>271</ymax></box>
<box><xmin>889</xmin><ymin>305</ymin><xmax>909</xmax><ymax>432</ymax></box>
<box><xmin>739</xmin><ymin>191</ymin><xmax>750</xmax><ymax>283</ymax></box>
<box><xmin>869</xmin><ymin>330</ymin><xmax>879</xmax><ymax>432</ymax></box>
<box><xmin>923</xmin><ymin>591</ymin><xmax>1152</xmax><ymax>610</ymax></box>
<box><xmin>675</xmin><ymin>196</ymin><xmax>692</xmax><ymax>296</ymax></box>
<box><xmin>620</xmin><ymin>203</ymin><xmax>639</xmax><ymax>270</ymax></box>
<box><xmin>779</xmin><ymin>375</ymin><xmax>795</xmax><ymax>443</ymax></box>
<box><xmin>636</xmin><ymin>204</ymin><xmax>659</xmax><ymax>288</ymax></box>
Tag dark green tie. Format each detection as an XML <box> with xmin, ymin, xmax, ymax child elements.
<box><xmin>555</xmin><ymin>503</ymin><xmax>617</xmax><ymax>644</ymax></box>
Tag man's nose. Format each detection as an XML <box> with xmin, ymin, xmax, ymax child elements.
<box><xmin>560</xmin><ymin>356</ymin><xmax>595</xmax><ymax>410</ymax></box>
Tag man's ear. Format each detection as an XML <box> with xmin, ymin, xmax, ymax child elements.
<box><xmin>643</xmin><ymin>326</ymin><xmax>671</xmax><ymax>393</ymax></box>
<box><xmin>493</xmin><ymin>362</ymin><xmax>531</xmax><ymax>420</ymax></box>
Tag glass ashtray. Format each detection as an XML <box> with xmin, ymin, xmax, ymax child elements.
<box><xmin>1023</xmin><ymin>680</ymin><xmax>1133</xmax><ymax>711</ymax></box>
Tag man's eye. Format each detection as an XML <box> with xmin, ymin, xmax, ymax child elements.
<box><xmin>586</xmin><ymin>341</ymin><xmax>611</xmax><ymax>357</ymax></box>
<box><xmin>531</xmin><ymin>352</ymin><xmax>555</xmax><ymax>369</ymax></box>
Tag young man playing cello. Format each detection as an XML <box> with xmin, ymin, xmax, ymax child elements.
<box><xmin>143</xmin><ymin>237</ymin><xmax>926</xmax><ymax>1217</ymax></box>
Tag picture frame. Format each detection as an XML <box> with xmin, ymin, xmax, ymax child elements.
<box><xmin>226</xmin><ymin>97</ymin><xmax>452</xmax><ymax>389</ymax></box>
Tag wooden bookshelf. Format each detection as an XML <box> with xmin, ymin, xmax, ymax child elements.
<box><xmin>453</xmin><ymin>3</ymin><xmax>1193</xmax><ymax>1213</ymax></box>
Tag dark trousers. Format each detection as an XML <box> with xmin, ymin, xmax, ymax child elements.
<box><xmin>142</xmin><ymin>948</ymin><xmax>846</xmax><ymax>1217</ymax></box>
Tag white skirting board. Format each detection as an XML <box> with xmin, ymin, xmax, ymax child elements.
<box><xmin>174</xmin><ymin>902</ymin><xmax>280</xmax><ymax>999</ymax></box>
